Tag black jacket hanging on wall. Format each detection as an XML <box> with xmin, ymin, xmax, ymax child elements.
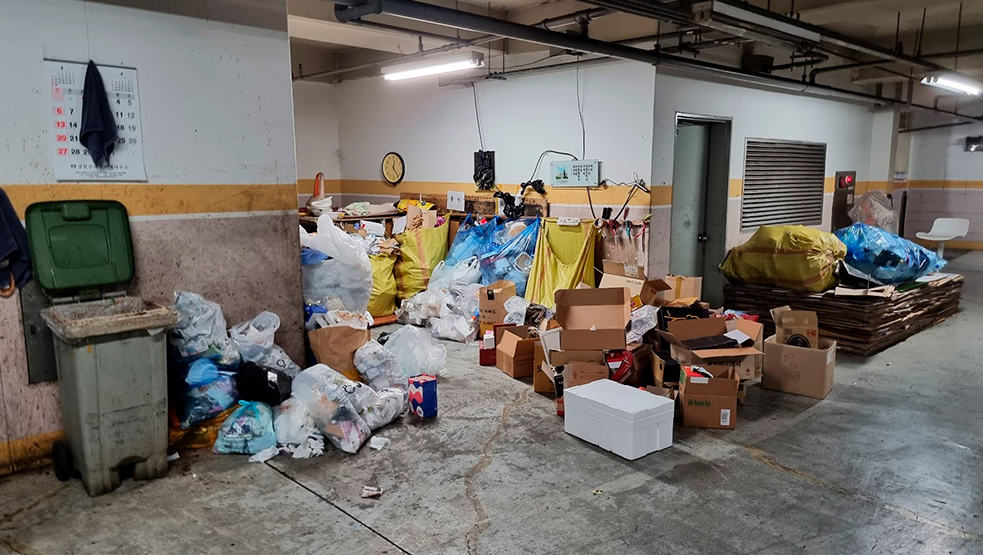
<box><xmin>80</xmin><ymin>60</ymin><xmax>117</xmax><ymax>167</ymax></box>
<box><xmin>0</xmin><ymin>187</ymin><xmax>31</xmax><ymax>293</ymax></box>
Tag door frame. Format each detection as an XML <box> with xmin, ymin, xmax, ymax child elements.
<box><xmin>670</xmin><ymin>112</ymin><xmax>732</xmax><ymax>304</ymax></box>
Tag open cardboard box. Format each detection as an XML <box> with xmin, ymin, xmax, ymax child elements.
<box><xmin>763</xmin><ymin>335</ymin><xmax>836</xmax><ymax>399</ymax></box>
<box><xmin>546</xmin><ymin>287</ymin><xmax>631</xmax><ymax>351</ymax></box>
<box><xmin>655</xmin><ymin>274</ymin><xmax>703</xmax><ymax>304</ymax></box>
<box><xmin>657</xmin><ymin>317</ymin><xmax>764</xmax><ymax>380</ymax></box>
<box><xmin>678</xmin><ymin>365</ymin><xmax>739</xmax><ymax>429</ymax></box>
<box><xmin>479</xmin><ymin>280</ymin><xmax>517</xmax><ymax>335</ymax></box>
<box><xmin>495</xmin><ymin>325</ymin><xmax>540</xmax><ymax>379</ymax></box>
<box><xmin>770</xmin><ymin>305</ymin><xmax>820</xmax><ymax>349</ymax></box>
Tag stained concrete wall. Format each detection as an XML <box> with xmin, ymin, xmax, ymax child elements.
<box><xmin>0</xmin><ymin>0</ymin><xmax>301</xmax><ymax>473</ymax></box>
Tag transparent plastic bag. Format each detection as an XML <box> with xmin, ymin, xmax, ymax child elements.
<box><xmin>291</xmin><ymin>364</ymin><xmax>371</xmax><ymax>454</ymax></box>
<box><xmin>361</xmin><ymin>388</ymin><xmax>406</xmax><ymax>431</ymax></box>
<box><xmin>354</xmin><ymin>340</ymin><xmax>408</xmax><ymax>393</ymax></box>
<box><xmin>834</xmin><ymin>222</ymin><xmax>946</xmax><ymax>284</ymax></box>
<box><xmin>384</xmin><ymin>325</ymin><xmax>447</xmax><ymax>377</ymax></box>
<box><xmin>446</xmin><ymin>216</ymin><xmax>500</xmax><ymax>267</ymax></box>
<box><xmin>170</xmin><ymin>291</ymin><xmax>239</xmax><ymax>365</ymax></box>
<box><xmin>429</xmin><ymin>256</ymin><xmax>482</xmax><ymax>292</ymax></box>
<box><xmin>503</xmin><ymin>295</ymin><xmax>530</xmax><ymax>325</ymax></box>
<box><xmin>214</xmin><ymin>401</ymin><xmax>277</xmax><ymax>455</ymax></box>
<box><xmin>273</xmin><ymin>398</ymin><xmax>324</xmax><ymax>459</ymax></box>
<box><xmin>626</xmin><ymin>305</ymin><xmax>660</xmax><ymax>344</ymax></box>
<box><xmin>181</xmin><ymin>371</ymin><xmax>238</xmax><ymax>430</ymax></box>
<box><xmin>430</xmin><ymin>314</ymin><xmax>476</xmax><ymax>343</ymax></box>
<box><xmin>849</xmin><ymin>191</ymin><xmax>898</xmax><ymax>234</ymax></box>
<box><xmin>299</xmin><ymin>215</ymin><xmax>373</xmax><ymax>312</ymax></box>
<box><xmin>479</xmin><ymin>217</ymin><xmax>541</xmax><ymax>295</ymax></box>
<box><xmin>229</xmin><ymin>311</ymin><xmax>302</xmax><ymax>378</ymax></box>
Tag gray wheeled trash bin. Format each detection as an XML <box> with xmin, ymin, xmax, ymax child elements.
<box><xmin>26</xmin><ymin>200</ymin><xmax>178</xmax><ymax>496</ymax></box>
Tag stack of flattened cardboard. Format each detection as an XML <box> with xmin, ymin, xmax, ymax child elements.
<box><xmin>723</xmin><ymin>275</ymin><xmax>963</xmax><ymax>355</ymax></box>
<box><xmin>653</xmin><ymin>317</ymin><xmax>764</xmax><ymax>429</ymax></box>
<box><xmin>762</xmin><ymin>306</ymin><xmax>836</xmax><ymax>399</ymax></box>
<box><xmin>534</xmin><ymin>288</ymin><xmax>631</xmax><ymax>398</ymax></box>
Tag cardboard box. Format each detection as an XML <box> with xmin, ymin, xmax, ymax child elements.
<box><xmin>538</xmin><ymin>349</ymin><xmax>608</xmax><ymax>388</ymax></box>
<box><xmin>625</xmin><ymin>342</ymin><xmax>654</xmax><ymax>387</ymax></box>
<box><xmin>645</xmin><ymin>385</ymin><xmax>678</xmax><ymax>402</ymax></box>
<box><xmin>770</xmin><ymin>306</ymin><xmax>819</xmax><ymax>349</ymax></box>
<box><xmin>551</xmin><ymin>287</ymin><xmax>631</xmax><ymax>351</ymax></box>
<box><xmin>655</xmin><ymin>275</ymin><xmax>703</xmax><ymax>303</ymax></box>
<box><xmin>678</xmin><ymin>366</ymin><xmax>739</xmax><ymax>429</ymax></box>
<box><xmin>652</xmin><ymin>350</ymin><xmax>680</xmax><ymax>387</ymax></box>
<box><xmin>308</xmin><ymin>326</ymin><xmax>371</xmax><ymax>382</ymax></box>
<box><xmin>599</xmin><ymin>260</ymin><xmax>647</xmax><ymax>304</ymax></box>
<box><xmin>659</xmin><ymin>318</ymin><xmax>764</xmax><ymax>381</ymax></box>
<box><xmin>496</xmin><ymin>326</ymin><xmax>539</xmax><ymax>379</ymax></box>
<box><xmin>763</xmin><ymin>335</ymin><xmax>836</xmax><ymax>399</ymax></box>
<box><xmin>479</xmin><ymin>280</ymin><xmax>517</xmax><ymax>334</ymax></box>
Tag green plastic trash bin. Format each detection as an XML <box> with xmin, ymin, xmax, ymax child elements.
<box><xmin>26</xmin><ymin>200</ymin><xmax>178</xmax><ymax>496</ymax></box>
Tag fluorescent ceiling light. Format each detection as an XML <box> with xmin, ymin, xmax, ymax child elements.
<box><xmin>382</xmin><ymin>52</ymin><xmax>484</xmax><ymax>81</ymax></box>
<box><xmin>694</xmin><ymin>1</ymin><xmax>821</xmax><ymax>44</ymax></box>
<box><xmin>921</xmin><ymin>73</ymin><xmax>983</xmax><ymax>96</ymax></box>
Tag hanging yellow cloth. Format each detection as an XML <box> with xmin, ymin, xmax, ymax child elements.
<box><xmin>367</xmin><ymin>254</ymin><xmax>397</xmax><ymax>317</ymax></box>
<box><xmin>394</xmin><ymin>221</ymin><xmax>449</xmax><ymax>300</ymax></box>
<box><xmin>525</xmin><ymin>219</ymin><xmax>598</xmax><ymax>308</ymax></box>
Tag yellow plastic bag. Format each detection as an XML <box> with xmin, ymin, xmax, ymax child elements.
<box><xmin>720</xmin><ymin>225</ymin><xmax>845</xmax><ymax>292</ymax></box>
<box><xmin>395</xmin><ymin>221</ymin><xmax>449</xmax><ymax>300</ymax></box>
<box><xmin>368</xmin><ymin>254</ymin><xmax>397</xmax><ymax>317</ymax></box>
<box><xmin>525</xmin><ymin>219</ymin><xmax>598</xmax><ymax>308</ymax></box>
<box><xmin>169</xmin><ymin>405</ymin><xmax>237</xmax><ymax>451</ymax></box>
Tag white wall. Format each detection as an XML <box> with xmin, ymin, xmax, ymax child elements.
<box><xmin>292</xmin><ymin>80</ymin><xmax>341</xmax><ymax>181</ymax></box>
<box><xmin>335</xmin><ymin>61</ymin><xmax>656</xmax><ymax>185</ymax></box>
<box><xmin>1</xmin><ymin>0</ymin><xmax>296</xmax><ymax>186</ymax></box>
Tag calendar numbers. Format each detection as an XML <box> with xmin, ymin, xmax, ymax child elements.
<box><xmin>45</xmin><ymin>60</ymin><xmax>146</xmax><ymax>181</ymax></box>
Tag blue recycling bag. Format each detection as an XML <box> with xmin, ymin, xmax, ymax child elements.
<box><xmin>478</xmin><ymin>217</ymin><xmax>540</xmax><ymax>295</ymax></box>
<box><xmin>214</xmin><ymin>401</ymin><xmax>277</xmax><ymax>455</ymax></box>
<box><xmin>445</xmin><ymin>215</ymin><xmax>500</xmax><ymax>267</ymax></box>
<box><xmin>834</xmin><ymin>222</ymin><xmax>946</xmax><ymax>284</ymax></box>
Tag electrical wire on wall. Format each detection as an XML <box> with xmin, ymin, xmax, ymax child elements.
<box><xmin>472</xmin><ymin>83</ymin><xmax>485</xmax><ymax>151</ymax></box>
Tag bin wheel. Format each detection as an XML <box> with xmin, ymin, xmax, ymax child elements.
<box><xmin>52</xmin><ymin>440</ymin><xmax>73</xmax><ymax>481</ymax></box>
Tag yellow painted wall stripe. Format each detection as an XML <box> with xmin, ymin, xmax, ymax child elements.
<box><xmin>0</xmin><ymin>430</ymin><xmax>64</xmax><ymax>475</ymax></box>
<box><xmin>297</xmin><ymin>178</ymin><xmax>343</xmax><ymax>196</ymax></box>
<box><xmin>3</xmin><ymin>183</ymin><xmax>297</xmax><ymax>219</ymax></box>
<box><xmin>336</xmin><ymin>179</ymin><xmax>653</xmax><ymax>206</ymax></box>
<box><xmin>729</xmin><ymin>178</ymin><xmax>743</xmax><ymax>197</ymax></box>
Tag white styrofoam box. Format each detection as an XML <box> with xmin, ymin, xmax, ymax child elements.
<box><xmin>564</xmin><ymin>379</ymin><xmax>674</xmax><ymax>460</ymax></box>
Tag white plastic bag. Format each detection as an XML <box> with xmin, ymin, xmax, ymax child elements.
<box><xmin>429</xmin><ymin>256</ymin><xmax>481</xmax><ymax>293</ymax></box>
<box><xmin>299</xmin><ymin>215</ymin><xmax>373</xmax><ymax>313</ymax></box>
<box><xmin>503</xmin><ymin>295</ymin><xmax>531</xmax><ymax>325</ymax></box>
<box><xmin>230</xmin><ymin>312</ymin><xmax>302</xmax><ymax>378</ymax></box>
<box><xmin>384</xmin><ymin>325</ymin><xmax>447</xmax><ymax>377</ymax></box>
<box><xmin>170</xmin><ymin>291</ymin><xmax>239</xmax><ymax>365</ymax></box>
<box><xmin>430</xmin><ymin>314</ymin><xmax>476</xmax><ymax>343</ymax></box>
<box><xmin>626</xmin><ymin>305</ymin><xmax>660</xmax><ymax>344</ymax></box>
<box><xmin>354</xmin><ymin>340</ymin><xmax>408</xmax><ymax>393</ymax></box>
<box><xmin>273</xmin><ymin>398</ymin><xmax>325</xmax><ymax>459</ymax></box>
<box><xmin>291</xmin><ymin>365</ymin><xmax>371</xmax><ymax>454</ymax></box>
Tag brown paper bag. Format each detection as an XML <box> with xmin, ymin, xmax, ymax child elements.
<box><xmin>308</xmin><ymin>326</ymin><xmax>371</xmax><ymax>381</ymax></box>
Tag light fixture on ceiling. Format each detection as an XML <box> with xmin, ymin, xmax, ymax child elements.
<box><xmin>921</xmin><ymin>73</ymin><xmax>983</xmax><ymax>96</ymax></box>
<box><xmin>382</xmin><ymin>51</ymin><xmax>485</xmax><ymax>81</ymax></box>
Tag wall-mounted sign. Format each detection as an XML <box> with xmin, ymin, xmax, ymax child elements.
<box><xmin>45</xmin><ymin>59</ymin><xmax>147</xmax><ymax>182</ymax></box>
<box><xmin>551</xmin><ymin>159</ymin><xmax>600</xmax><ymax>187</ymax></box>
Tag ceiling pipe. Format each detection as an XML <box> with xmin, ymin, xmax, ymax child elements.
<box><xmin>329</xmin><ymin>0</ymin><xmax>983</xmax><ymax>122</ymax></box>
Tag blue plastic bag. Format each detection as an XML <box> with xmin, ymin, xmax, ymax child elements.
<box><xmin>478</xmin><ymin>217</ymin><xmax>540</xmax><ymax>295</ymax></box>
<box><xmin>181</xmin><ymin>369</ymin><xmax>238</xmax><ymax>430</ymax></box>
<box><xmin>214</xmin><ymin>401</ymin><xmax>277</xmax><ymax>455</ymax></box>
<box><xmin>445</xmin><ymin>215</ymin><xmax>500</xmax><ymax>267</ymax></box>
<box><xmin>834</xmin><ymin>223</ymin><xmax>946</xmax><ymax>284</ymax></box>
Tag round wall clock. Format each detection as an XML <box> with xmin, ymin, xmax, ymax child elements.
<box><xmin>382</xmin><ymin>152</ymin><xmax>405</xmax><ymax>185</ymax></box>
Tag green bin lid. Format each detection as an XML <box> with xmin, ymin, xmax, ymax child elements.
<box><xmin>25</xmin><ymin>200</ymin><xmax>134</xmax><ymax>295</ymax></box>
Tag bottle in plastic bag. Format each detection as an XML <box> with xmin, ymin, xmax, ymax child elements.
<box><xmin>181</xmin><ymin>366</ymin><xmax>238</xmax><ymax>430</ymax></box>
<box><xmin>229</xmin><ymin>311</ymin><xmax>302</xmax><ymax>378</ymax></box>
<box><xmin>354</xmin><ymin>340</ymin><xmax>409</xmax><ymax>393</ymax></box>
<box><xmin>299</xmin><ymin>215</ymin><xmax>374</xmax><ymax>313</ymax></box>
<box><xmin>291</xmin><ymin>364</ymin><xmax>371</xmax><ymax>454</ymax></box>
<box><xmin>214</xmin><ymin>401</ymin><xmax>277</xmax><ymax>455</ymax></box>
<box><xmin>170</xmin><ymin>291</ymin><xmax>240</xmax><ymax>366</ymax></box>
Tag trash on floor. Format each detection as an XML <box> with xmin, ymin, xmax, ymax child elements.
<box><xmin>213</xmin><ymin>401</ymin><xmax>277</xmax><ymax>455</ymax></box>
<box><xmin>368</xmin><ymin>436</ymin><xmax>391</xmax><ymax>450</ymax></box>
<box><xmin>361</xmin><ymin>485</ymin><xmax>384</xmax><ymax>498</ymax></box>
<box><xmin>408</xmin><ymin>374</ymin><xmax>438</xmax><ymax>418</ymax></box>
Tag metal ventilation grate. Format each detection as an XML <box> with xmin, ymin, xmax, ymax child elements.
<box><xmin>740</xmin><ymin>139</ymin><xmax>827</xmax><ymax>231</ymax></box>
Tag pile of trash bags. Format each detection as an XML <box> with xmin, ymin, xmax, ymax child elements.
<box><xmin>720</xmin><ymin>225</ymin><xmax>846</xmax><ymax>292</ymax></box>
<box><xmin>835</xmin><ymin>222</ymin><xmax>946</xmax><ymax>284</ymax></box>
<box><xmin>478</xmin><ymin>217</ymin><xmax>540</xmax><ymax>296</ymax></box>
<box><xmin>397</xmin><ymin>256</ymin><xmax>483</xmax><ymax>342</ymax></box>
<box><xmin>299</xmin><ymin>214</ymin><xmax>374</xmax><ymax>314</ymax></box>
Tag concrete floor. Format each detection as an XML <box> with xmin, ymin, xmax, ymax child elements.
<box><xmin>2</xmin><ymin>253</ymin><xmax>982</xmax><ymax>555</ymax></box>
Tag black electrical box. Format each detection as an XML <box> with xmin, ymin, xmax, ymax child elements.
<box><xmin>474</xmin><ymin>150</ymin><xmax>495</xmax><ymax>190</ymax></box>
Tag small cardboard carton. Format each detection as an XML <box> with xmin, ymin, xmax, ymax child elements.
<box><xmin>645</xmin><ymin>385</ymin><xmax>678</xmax><ymax>402</ymax></box>
<box><xmin>479</xmin><ymin>280</ymin><xmax>517</xmax><ymax>334</ymax></box>
<box><xmin>652</xmin><ymin>350</ymin><xmax>680</xmax><ymax>387</ymax></box>
<box><xmin>551</xmin><ymin>287</ymin><xmax>632</xmax><ymax>351</ymax></box>
<box><xmin>770</xmin><ymin>306</ymin><xmax>819</xmax><ymax>349</ymax></box>
<box><xmin>659</xmin><ymin>318</ymin><xmax>764</xmax><ymax>381</ymax></box>
<box><xmin>639</xmin><ymin>279</ymin><xmax>673</xmax><ymax>307</ymax></box>
<box><xmin>655</xmin><ymin>275</ymin><xmax>703</xmax><ymax>303</ymax></box>
<box><xmin>763</xmin><ymin>335</ymin><xmax>836</xmax><ymax>399</ymax></box>
<box><xmin>308</xmin><ymin>326</ymin><xmax>371</xmax><ymax>382</ymax></box>
<box><xmin>678</xmin><ymin>366</ymin><xmax>739</xmax><ymax>429</ymax></box>
<box><xmin>535</xmin><ymin>349</ymin><xmax>608</xmax><ymax>394</ymax></box>
<box><xmin>625</xmin><ymin>342</ymin><xmax>654</xmax><ymax>387</ymax></box>
<box><xmin>496</xmin><ymin>326</ymin><xmax>540</xmax><ymax>379</ymax></box>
